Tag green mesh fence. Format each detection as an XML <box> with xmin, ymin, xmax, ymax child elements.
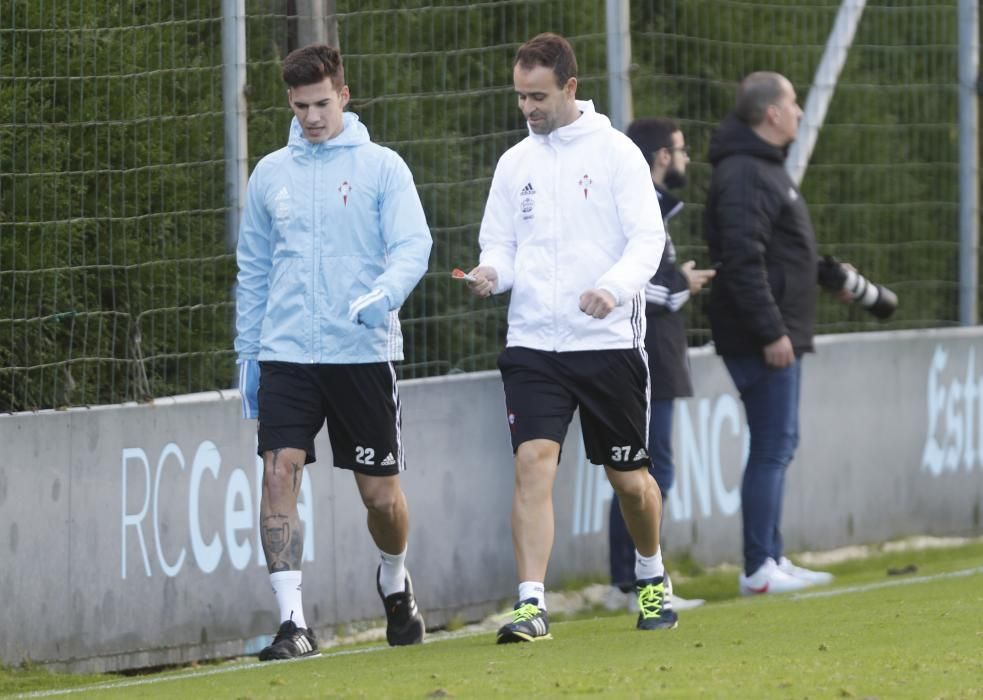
<box><xmin>0</xmin><ymin>0</ymin><xmax>970</xmax><ymax>411</ymax></box>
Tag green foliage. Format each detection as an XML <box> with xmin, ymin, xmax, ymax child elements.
<box><xmin>0</xmin><ymin>0</ymin><xmax>968</xmax><ymax>409</ymax></box>
<box><xmin>630</xmin><ymin>0</ymin><xmax>963</xmax><ymax>343</ymax></box>
<box><xmin>244</xmin><ymin>0</ymin><xmax>609</xmax><ymax>378</ymax></box>
<box><xmin>0</xmin><ymin>1</ymin><xmax>234</xmax><ymax>411</ymax></box>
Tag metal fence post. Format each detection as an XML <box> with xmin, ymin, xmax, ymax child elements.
<box><xmin>605</xmin><ymin>0</ymin><xmax>633</xmax><ymax>132</ymax></box>
<box><xmin>959</xmin><ymin>0</ymin><xmax>979</xmax><ymax>326</ymax></box>
<box><xmin>291</xmin><ymin>0</ymin><xmax>339</xmax><ymax>50</ymax></box>
<box><xmin>222</xmin><ymin>0</ymin><xmax>248</xmax><ymax>252</ymax></box>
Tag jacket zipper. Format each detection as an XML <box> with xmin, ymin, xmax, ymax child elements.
<box><xmin>310</xmin><ymin>146</ymin><xmax>319</xmax><ymax>362</ymax></box>
<box><xmin>551</xmin><ymin>141</ymin><xmax>560</xmax><ymax>351</ymax></box>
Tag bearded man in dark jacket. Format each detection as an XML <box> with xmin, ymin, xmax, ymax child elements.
<box><xmin>705</xmin><ymin>71</ymin><xmax>840</xmax><ymax>596</ymax></box>
<box><xmin>606</xmin><ymin>117</ymin><xmax>714</xmax><ymax>614</ymax></box>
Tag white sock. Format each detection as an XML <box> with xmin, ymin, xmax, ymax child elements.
<box><xmin>518</xmin><ymin>581</ymin><xmax>546</xmax><ymax>610</ymax></box>
<box><xmin>378</xmin><ymin>548</ymin><xmax>408</xmax><ymax>597</ymax></box>
<box><xmin>635</xmin><ymin>548</ymin><xmax>665</xmax><ymax>582</ymax></box>
<box><xmin>270</xmin><ymin>570</ymin><xmax>307</xmax><ymax>629</ymax></box>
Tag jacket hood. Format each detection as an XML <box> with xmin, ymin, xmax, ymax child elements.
<box><xmin>528</xmin><ymin>99</ymin><xmax>610</xmax><ymax>144</ymax></box>
<box><xmin>287</xmin><ymin>112</ymin><xmax>370</xmax><ymax>154</ymax></box>
<box><xmin>708</xmin><ymin>112</ymin><xmax>787</xmax><ymax>165</ymax></box>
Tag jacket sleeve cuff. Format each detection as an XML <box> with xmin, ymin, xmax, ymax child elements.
<box><xmin>598</xmin><ymin>285</ymin><xmax>623</xmax><ymax>307</ymax></box>
<box><xmin>479</xmin><ymin>256</ymin><xmax>513</xmax><ymax>293</ymax></box>
<box><xmin>371</xmin><ymin>285</ymin><xmax>396</xmax><ymax>310</ymax></box>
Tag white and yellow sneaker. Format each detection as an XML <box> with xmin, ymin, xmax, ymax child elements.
<box><xmin>496</xmin><ymin>599</ymin><xmax>552</xmax><ymax>643</ymax></box>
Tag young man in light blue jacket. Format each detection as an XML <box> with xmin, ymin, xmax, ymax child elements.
<box><xmin>235</xmin><ymin>44</ymin><xmax>432</xmax><ymax>660</ymax></box>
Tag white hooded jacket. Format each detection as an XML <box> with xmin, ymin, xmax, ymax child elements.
<box><xmin>479</xmin><ymin>100</ymin><xmax>666</xmax><ymax>352</ymax></box>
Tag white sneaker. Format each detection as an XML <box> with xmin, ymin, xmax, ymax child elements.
<box><xmin>739</xmin><ymin>558</ymin><xmax>814</xmax><ymax>596</ymax></box>
<box><xmin>778</xmin><ymin>556</ymin><xmax>834</xmax><ymax>585</ymax></box>
<box><xmin>665</xmin><ymin>574</ymin><xmax>705</xmax><ymax>610</ymax></box>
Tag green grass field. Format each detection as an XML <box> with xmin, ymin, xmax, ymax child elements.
<box><xmin>4</xmin><ymin>542</ymin><xmax>982</xmax><ymax>699</ymax></box>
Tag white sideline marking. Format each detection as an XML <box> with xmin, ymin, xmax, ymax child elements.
<box><xmin>12</xmin><ymin>648</ymin><xmax>366</xmax><ymax>698</ymax></box>
<box><xmin>15</xmin><ymin>566</ymin><xmax>983</xmax><ymax>698</ymax></box>
<box><xmin>790</xmin><ymin>565</ymin><xmax>983</xmax><ymax>600</ymax></box>
<box><xmin>12</xmin><ymin>631</ymin><xmax>475</xmax><ymax>699</ymax></box>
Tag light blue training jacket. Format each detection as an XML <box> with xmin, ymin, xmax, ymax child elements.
<box><xmin>235</xmin><ymin>113</ymin><xmax>432</xmax><ymax>364</ymax></box>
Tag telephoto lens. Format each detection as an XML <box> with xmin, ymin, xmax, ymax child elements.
<box><xmin>816</xmin><ymin>255</ymin><xmax>898</xmax><ymax>319</ymax></box>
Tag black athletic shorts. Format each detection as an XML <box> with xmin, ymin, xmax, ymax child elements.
<box><xmin>257</xmin><ymin>361</ymin><xmax>404</xmax><ymax>476</ymax></box>
<box><xmin>497</xmin><ymin>346</ymin><xmax>651</xmax><ymax>471</ymax></box>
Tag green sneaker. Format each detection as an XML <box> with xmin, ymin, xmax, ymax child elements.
<box><xmin>635</xmin><ymin>576</ymin><xmax>678</xmax><ymax>630</ymax></box>
<box><xmin>496</xmin><ymin>598</ymin><xmax>552</xmax><ymax>643</ymax></box>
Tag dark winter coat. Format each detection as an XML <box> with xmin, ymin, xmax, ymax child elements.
<box><xmin>645</xmin><ymin>187</ymin><xmax>693</xmax><ymax>399</ymax></box>
<box><xmin>704</xmin><ymin>113</ymin><xmax>818</xmax><ymax>356</ymax></box>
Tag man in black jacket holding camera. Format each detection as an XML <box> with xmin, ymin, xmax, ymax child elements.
<box><xmin>705</xmin><ymin>71</ymin><xmax>837</xmax><ymax>595</ymax></box>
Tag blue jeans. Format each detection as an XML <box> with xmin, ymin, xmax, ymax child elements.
<box><xmin>723</xmin><ymin>355</ymin><xmax>802</xmax><ymax>576</ymax></box>
<box><xmin>608</xmin><ymin>399</ymin><xmax>674</xmax><ymax>590</ymax></box>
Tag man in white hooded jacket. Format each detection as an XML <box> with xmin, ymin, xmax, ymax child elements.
<box><xmin>468</xmin><ymin>32</ymin><xmax>676</xmax><ymax>641</ymax></box>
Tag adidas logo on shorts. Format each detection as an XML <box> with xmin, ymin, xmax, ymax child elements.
<box><xmin>633</xmin><ymin>448</ymin><xmax>649</xmax><ymax>461</ymax></box>
<box><xmin>381</xmin><ymin>453</ymin><xmax>396</xmax><ymax>466</ymax></box>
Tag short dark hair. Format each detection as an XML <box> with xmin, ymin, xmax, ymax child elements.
<box><xmin>513</xmin><ymin>33</ymin><xmax>578</xmax><ymax>88</ymax></box>
<box><xmin>626</xmin><ymin>118</ymin><xmax>680</xmax><ymax>167</ymax></box>
<box><xmin>735</xmin><ymin>71</ymin><xmax>786</xmax><ymax>126</ymax></box>
<box><xmin>282</xmin><ymin>44</ymin><xmax>345</xmax><ymax>90</ymax></box>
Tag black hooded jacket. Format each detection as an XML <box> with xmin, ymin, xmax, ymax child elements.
<box><xmin>704</xmin><ymin>113</ymin><xmax>818</xmax><ymax>356</ymax></box>
<box><xmin>645</xmin><ymin>186</ymin><xmax>693</xmax><ymax>399</ymax></box>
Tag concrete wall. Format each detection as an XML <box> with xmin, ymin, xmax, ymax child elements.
<box><xmin>1</xmin><ymin>328</ymin><xmax>981</xmax><ymax>671</ymax></box>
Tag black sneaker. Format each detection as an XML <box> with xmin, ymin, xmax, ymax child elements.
<box><xmin>496</xmin><ymin>598</ymin><xmax>552</xmax><ymax>643</ymax></box>
<box><xmin>376</xmin><ymin>565</ymin><xmax>425</xmax><ymax>646</ymax></box>
<box><xmin>258</xmin><ymin>620</ymin><xmax>319</xmax><ymax>661</ymax></box>
<box><xmin>635</xmin><ymin>576</ymin><xmax>679</xmax><ymax>630</ymax></box>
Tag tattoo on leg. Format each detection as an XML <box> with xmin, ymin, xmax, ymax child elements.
<box><xmin>263</xmin><ymin>515</ymin><xmax>289</xmax><ymax>554</ymax></box>
<box><xmin>292</xmin><ymin>461</ymin><xmax>302</xmax><ymax>494</ymax></box>
<box><xmin>270</xmin><ymin>448</ymin><xmax>283</xmax><ymax>476</ymax></box>
<box><xmin>261</xmin><ymin>513</ymin><xmax>302</xmax><ymax>572</ymax></box>
<box><xmin>261</xmin><ymin>450</ymin><xmax>304</xmax><ymax>572</ymax></box>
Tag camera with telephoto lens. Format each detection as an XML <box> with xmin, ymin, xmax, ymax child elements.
<box><xmin>817</xmin><ymin>255</ymin><xmax>898</xmax><ymax>319</ymax></box>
